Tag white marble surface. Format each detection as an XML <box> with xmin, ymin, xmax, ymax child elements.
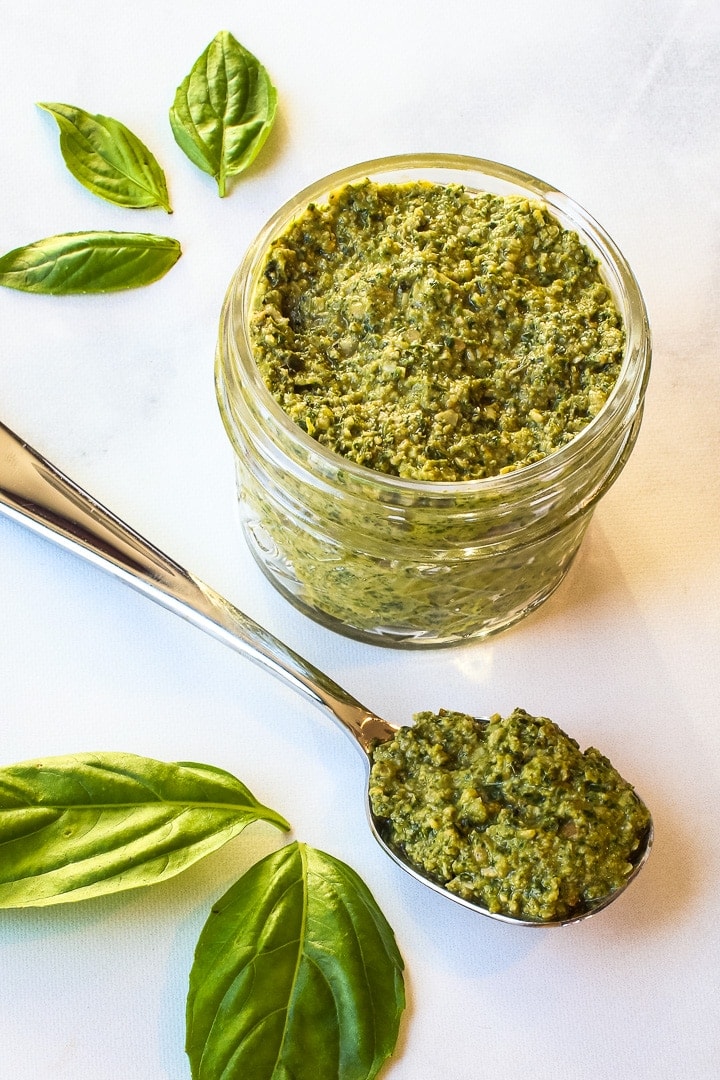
<box><xmin>1</xmin><ymin>2</ymin><xmax>719</xmax><ymax>1077</ymax></box>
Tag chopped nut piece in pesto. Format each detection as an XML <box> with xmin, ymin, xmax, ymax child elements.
<box><xmin>250</xmin><ymin>180</ymin><xmax>625</xmax><ymax>481</ymax></box>
<box><xmin>369</xmin><ymin>708</ymin><xmax>651</xmax><ymax>921</ymax></box>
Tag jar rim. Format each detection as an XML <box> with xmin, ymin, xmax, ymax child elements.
<box><xmin>219</xmin><ymin>153</ymin><xmax>651</xmax><ymax>497</ymax></box>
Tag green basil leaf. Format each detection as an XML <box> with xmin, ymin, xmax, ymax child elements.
<box><xmin>186</xmin><ymin>842</ymin><xmax>405</xmax><ymax>1080</ymax></box>
<box><xmin>38</xmin><ymin>102</ymin><xmax>172</xmax><ymax>212</ymax></box>
<box><xmin>0</xmin><ymin>752</ymin><xmax>290</xmax><ymax>907</ymax></box>
<box><xmin>0</xmin><ymin>231</ymin><xmax>181</xmax><ymax>293</ymax></box>
<box><xmin>169</xmin><ymin>30</ymin><xmax>277</xmax><ymax>197</ymax></box>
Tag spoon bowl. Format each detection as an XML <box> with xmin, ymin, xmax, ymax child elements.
<box><xmin>366</xmin><ymin>737</ymin><xmax>653</xmax><ymax>927</ymax></box>
<box><xmin>0</xmin><ymin>420</ymin><xmax>653</xmax><ymax>926</ymax></box>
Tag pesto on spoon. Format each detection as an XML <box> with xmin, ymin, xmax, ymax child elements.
<box><xmin>369</xmin><ymin>707</ymin><xmax>651</xmax><ymax>923</ymax></box>
<box><xmin>0</xmin><ymin>419</ymin><xmax>652</xmax><ymax>926</ymax></box>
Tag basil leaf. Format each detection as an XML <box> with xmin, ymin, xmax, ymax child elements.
<box><xmin>170</xmin><ymin>30</ymin><xmax>277</xmax><ymax>197</ymax></box>
<box><xmin>186</xmin><ymin>842</ymin><xmax>405</xmax><ymax>1080</ymax></box>
<box><xmin>0</xmin><ymin>231</ymin><xmax>181</xmax><ymax>293</ymax></box>
<box><xmin>38</xmin><ymin>102</ymin><xmax>172</xmax><ymax>212</ymax></box>
<box><xmin>0</xmin><ymin>752</ymin><xmax>290</xmax><ymax>907</ymax></box>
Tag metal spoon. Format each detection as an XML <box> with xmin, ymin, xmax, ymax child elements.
<box><xmin>0</xmin><ymin>419</ymin><xmax>652</xmax><ymax>926</ymax></box>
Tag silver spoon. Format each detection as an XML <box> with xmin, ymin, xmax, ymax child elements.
<box><xmin>0</xmin><ymin>419</ymin><xmax>652</xmax><ymax>926</ymax></box>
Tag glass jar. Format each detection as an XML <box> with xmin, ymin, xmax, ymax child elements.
<box><xmin>216</xmin><ymin>154</ymin><xmax>650</xmax><ymax>648</ymax></box>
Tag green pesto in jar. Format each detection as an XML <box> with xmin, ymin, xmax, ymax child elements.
<box><xmin>369</xmin><ymin>708</ymin><xmax>651</xmax><ymax>921</ymax></box>
<box><xmin>250</xmin><ymin>180</ymin><xmax>624</xmax><ymax>481</ymax></box>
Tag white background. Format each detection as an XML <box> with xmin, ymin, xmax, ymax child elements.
<box><xmin>1</xmin><ymin>2</ymin><xmax>719</xmax><ymax>1077</ymax></box>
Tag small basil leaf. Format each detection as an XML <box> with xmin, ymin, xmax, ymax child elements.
<box><xmin>38</xmin><ymin>102</ymin><xmax>172</xmax><ymax>212</ymax></box>
<box><xmin>0</xmin><ymin>752</ymin><xmax>290</xmax><ymax>907</ymax></box>
<box><xmin>170</xmin><ymin>30</ymin><xmax>277</xmax><ymax>197</ymax></box>
<box><xmin>186</xmin><ymin>842</ymin><xmax>405</xmax><ymax>1080</ymax></box>
<box><xmin>0</xmin><ymin>231</ymin><xmax>181</xmax><ymax>293</ymax></box>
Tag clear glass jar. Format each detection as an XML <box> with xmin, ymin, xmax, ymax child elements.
<box><xmin>216</xmin><ymin>154</ymin><xmax>651</xmax><ymax>648</ymax></box>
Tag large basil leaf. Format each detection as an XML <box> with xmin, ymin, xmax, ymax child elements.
<box><xmin>0</xmin><ymin>752</ymin><xmax>290</xmax><ymax>907</ymax></box>
<box><xmin>0</xmin><ymin>231</ymin><xmax>181</xmax><ymax>293</ymax></box>
<box><xmin>186</xmin><ymin>842</ymin><xmax>405</xmax><ymax>1080</ymax></box>
<box><xmin>38</xmin><ymin>102</ymin><xmax>172</xmax><ymax>212</ymax></box>
<box><xmin>169</xmin><ymin>30</ymin><xmax>277</xmax><ymax>197</ymax></box>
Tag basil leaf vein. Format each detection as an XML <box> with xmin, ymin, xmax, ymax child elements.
<box><xmin>186</xmin><ymin>841</ymin><xmax>405</xmax><ymax>1080</ymax></box>
<box><xmin>0</xmin><ymin>231</ymin><xmax>181</xmax><ymax>293</ymax></box>
<box><xmin>170</xmin><ymin>30</ymin><xmax>277</xmax><ymax>197</ymax></box>
<box><xmin>0</xmin><ymin>752</ymin><xmax>290</xmax><ymax>907</ymax></box>
<box><xmin>38</xmin><ymin>102</ymin><xmax>172</xmax><ymax>212</ymax></box>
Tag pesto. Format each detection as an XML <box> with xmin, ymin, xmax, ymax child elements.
<box><xmin>250</xmin><ymin>180</ymin><xmax>624</xmax><ymax>481</ymax></box>
<box><xmin>369</xmin><ymin>708</ymin><xmax>651</xmax><ymax>921</ymax></box>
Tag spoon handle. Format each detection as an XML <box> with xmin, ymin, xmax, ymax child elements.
<box><xmin>0</xmin><ymin>420</ymin><xmax>392</xmax><ymax>753</ymax></box>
